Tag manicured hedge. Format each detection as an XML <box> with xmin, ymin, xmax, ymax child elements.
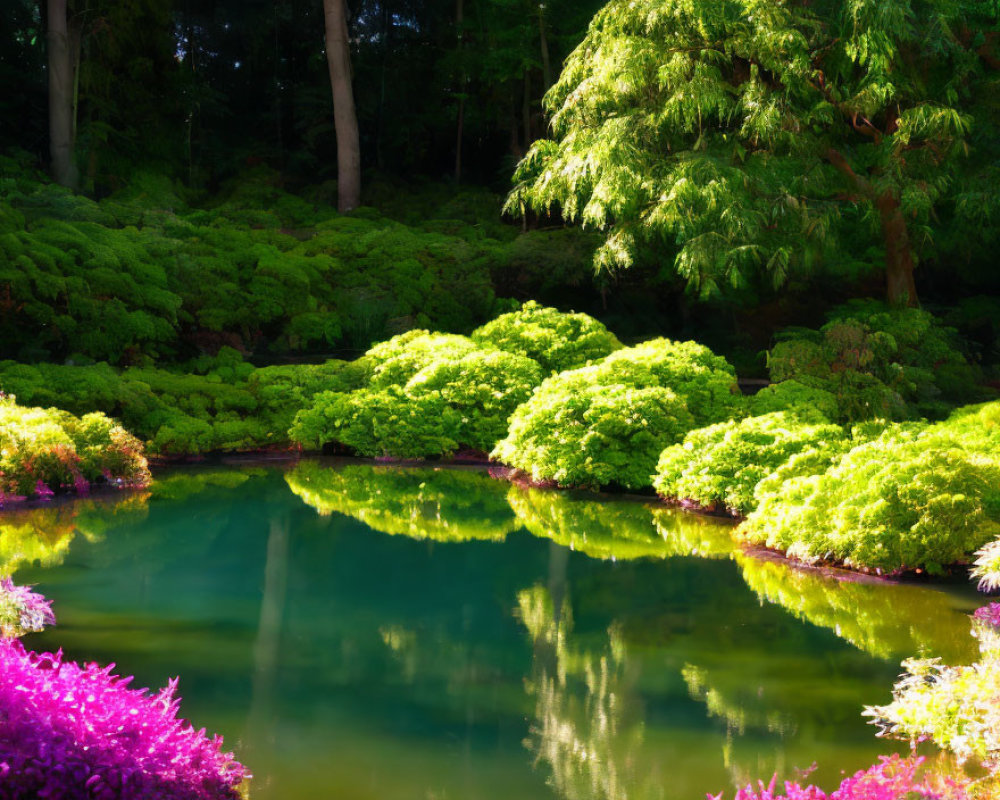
<box><xmin>653</xmin><ymin>412</ymin><xmax>849</xmax><ymax>515</ymax></box>
<box><xmin>492</xmin><ymin>338</ymin><xmax>739</xmax><ymax>490</ymax></box>
<box><xmin>471</xmin><ymin>300</ymin><xmax>621</xmax><ymax>373</ymax></box>
<box><xmin>740</xmin><ymin>420</ymin><xmax>1000</xmax><ymax>574</ymax></box>
<box><xmin>290</xmin><ymin>332</ymin><xmax>542</xmax><ymax>457</ymax></box>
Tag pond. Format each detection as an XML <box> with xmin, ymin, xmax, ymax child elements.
<box><xmin>7</xmin><ymin>459</ymin><xmax>983</xmax><ymax>800</ymax></box>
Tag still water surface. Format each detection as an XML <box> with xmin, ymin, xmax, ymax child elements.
<box><xmin>8</xmin><ymin>460</ymin><xmax>982</xmax><ymax>800</ymax></box>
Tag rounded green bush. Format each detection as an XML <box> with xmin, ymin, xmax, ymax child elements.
<box><xmin>653</xmin><ymin>412</ymin><xmax>849</xmax><ymax>514</ymax></box>
<box><xmin>741</xmin><ymin>425</ymin><xmax>1000</xmax><ymax>574</ymax></box>
<box><xmin>0</xmin><ymin>396</ymin><xmax>149</xmax><ymax>496</ymax></box>
<box><xmin>289</xmin><ymin>331</ymin><xmax>543</xmax><ymax>458</ymax></box>
<box><xmin>471</xmin><ymin>300</ymin><xmax>622</xmax><ymax>373</ymax></box>
<box><xmin>493</xmin><ymin>366</ymin><xmax>695</xmax><ymax>490</ymax></box>
<box><xmin>291</xmin><ymin>341</ymin><xmax>542</xmax><ymax>457</ymax></box>
<box><xmin>748</xmin><ymin>380</ymin><xmax>840</xmax><ymax>422</ymax></box>
<box><xmin>492</xmin><ymin>338</ymin><xmax>739</xmax><ymax>490</ymax></box>
<box><xmin>592</xmin><ymin>339</ymin><xmax>741</xmax><ymax>426</ymax></box>
<box><xmin>405</xmin><ymin>349</ymin><xmax>542</xmax><ymax>452</ymax></box>
<box><xmin>291</xmin><ymin>387</ymin><xmax>459</xmax><ymax>458</ymax></box>
<box><xmin>364</xmin><ymin>331</ymin><xmax>481</xmax><ymax>389</ymax></box>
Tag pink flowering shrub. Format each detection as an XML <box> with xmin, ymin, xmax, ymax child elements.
<box><xmin>0</xmin><ymin>395</ymin><xmax>150</xmax><ymax>501</ymax></box>
<box><xmin>710</xmin><ymin>756</ymin><xmax>967</xmax><ymax>800</ymax></box>
<box><xmin>0</xmin><ymin>638</ymin><xmax>246</xmax><ymax>799</ymax></box>
<box><xmin>0</xmin><ymin>578</ymin><xmax>55</xmax><ymax>638</ymax></box>
<box><xmin>973</xmin><ymin>602</ymin><xmax>1000</xmax><ymax>630</ymax></box>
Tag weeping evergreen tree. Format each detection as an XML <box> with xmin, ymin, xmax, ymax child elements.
<box><xmin>507</xmin><ymin>0</ymin><xmax>1000</xmax><ymax>306</ymax></box>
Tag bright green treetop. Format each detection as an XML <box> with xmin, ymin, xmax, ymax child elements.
<box><xmin>508</xmin><ymin>0</ymin><xmax>999</xmax><ymax>305</ymax></box>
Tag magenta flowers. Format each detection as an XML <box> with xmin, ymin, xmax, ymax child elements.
<box><xmin>0</xmin><ymin>638</ymin><xmax>246</xmax><ymax>799</ymax></box>
<box><xmin>710</xmin><ymin>756</ymin><xmax>967</xmax><ymax>800</ymax></box>
<box><xmin>973</xmin><ymin>602</ymin><xmax>1000</xmax><ymax>629</ymax></box>
<box><xmin>0</xmin><ymin>577</ymin><xmax>55</xmax><ymax>638</ymax></box>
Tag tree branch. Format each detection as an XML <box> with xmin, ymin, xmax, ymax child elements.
<box><xmin>824</xmin><ymin>148</ymin><xmax>872</xmax><ymax>197</ymax></box>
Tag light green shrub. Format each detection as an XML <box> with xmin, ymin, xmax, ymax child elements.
<box><xmin>593</xmin><ymin>339</ymin><xmax>741</xmax><ymax>426</ymax></box>
<box><xmin>493</xmin><ymin>365</ymin><xmax>695</xmax><ymax>490</ymax></box>
<box><xmin>748</xmin><ymin>380</ymin><xmax>840</xmax><ymax>422</ymax></box>
<box><xmin>492</xmin><ymin>338</ymin><xmax>739</xmax><ymax>490</ymax></box>
<box><xmin>741</xmin><ymin>425</ymin><xmax>1000</xmax><ymax>573</ymax></box>
<box><xmin>290</xmin><ymin>334</ymin><xmax>542</xmax><ymax>457</ymax></box>
<box><xmin>405</xmin><ymin>349</ymin><xmax>542</xmax><ymax>451</ymax></box>
<box><xmin>291</xmin><ymin>388</ymin><xmax>461</xmax><ymax>458</ymax></box>
<box><xmin>0</xmin><ymin>396</ymin><xmax>149</xmax><ymax>496</ymax></box>
<box><xmin>653</xmin><ymin>412</ymin><xmax>849</xmax><ymax>514</ymax></box>
<box><xmin>471</xmin><ymin>300</ymin><xmax>621</xmax><ymax>373</ymax></box>
<box><xmin>364</xmin><ymin>331</ymin><xmax>481</xmax><ymax>389</ymax></box>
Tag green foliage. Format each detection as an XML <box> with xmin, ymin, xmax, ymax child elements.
<box><xmin>471</xmin><ymin>301</ymin><xmax>622</xmax><ymax>373</ymax></box>
<box><xmin>595</xmin><ymin>339</ymin><xmax>741</xmax><ymax>426</ymax></box>
<box><xmin>0</xmin><ymin>396</ymin><xmax>149</xmax><ymax>496</ymax></box>
<box><xmin>0</xmin><ymin>357</ymin><xmax>350</xmax><ymax>456</ymax></box>
<box><xmin>508</xmin><ymin>0</ymin><xmax>995</xmax><ymax>300</ymax></box>
<box><xmin>0</xmin><ymin>168</ymin><xmax>602</xmax><ymax>364</ymax></box>
<box><xmin>653</xmin><ymin>412</ymin><xmax>848</xmax><ymax>515</ymax></box>
<box><xmin>493</xmin><ymin>338</ymin><xmax>739</xmax><ymax>490</ymax></box>
<box><xmin>406</xmin><ymin>350</ymin><xmax>544</xmax><ymax>451</ymax></box>
<box><xmin>291</xmin><ymin>388</ymin><xmax>461</xmax><ymax>458</ymax></box>
<box><xmin>748</xmin><ymin>381</ymin><xmax>841</xmax><ymax>422</ymax></box>
<box><xmin>767</xmin><ymin>303</ymin><xmax>986</xmax><ymax>421</ymax></box>
<box><xmin>495</xmin><ymin>369</ymin><xmax>693</xmax><ymax>490</ymax></box>
<box><xmin>285</xmin><ymin>461</ymin><xmax>517</xmax><ymax>542</ymax></box>
<box><xmin>741</xmin><ymin>423</ymin><xmax>1000</xmax><ymax>573</ymax></box>
<box><xmin>290</xmin><ymin>332</ymin><xmax>542</xmax><ymax>457</ymax></box>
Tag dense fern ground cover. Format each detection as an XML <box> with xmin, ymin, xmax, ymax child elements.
<box><xmin>0</xmin><ymin>158</ymin><xmax>604</xmax><ymax>364</ymax></box>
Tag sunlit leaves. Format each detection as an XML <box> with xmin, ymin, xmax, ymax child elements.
<box><xmin>510</xmin><ymin>0</ymin><xmax>993</xmax><ymax>296</ymax></box>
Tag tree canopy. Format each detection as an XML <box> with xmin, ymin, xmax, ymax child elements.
<box><xmin>508</xmin><ymin>0</ymin><xmax>1000</xmax><ymax>305</ymax></box>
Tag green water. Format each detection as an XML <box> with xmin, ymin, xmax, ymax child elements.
<box><xmin>6</xmin><ymin>459</ymin><xmax>982</xmax><ymax>800</ymax></box>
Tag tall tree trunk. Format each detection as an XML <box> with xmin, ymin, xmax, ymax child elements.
<box><xmin>537</xmin><ymin>2</ymin><xmax>552</xmax><ymax>91</ymax></box>
<box><xmin>48</xmin><ymin>0</ymin><xmax>78</xmax><ymax>189</ymax></box>
<box><xmin>454</xmin><ymin>0</ymin><xmax>465</xmax><ymax>182</ymax></box>
<box><xmin>522</xmin><ymin>67</ymin><xmax>531</xmax><ymax>152</ymax></box>
<box><xmin>323</xmin><ymin>0</ymin><xmax>361</xmax><ymax>212</ymax></box>
<box><xmin>825</xmin><ymin>148</ymin><xmax>920</xmax><ymax>307</ymax></box>
<box><xmin>875</xmin><ymin>190</ymin><xmax>919</xmax><ymax>307</ymax></box>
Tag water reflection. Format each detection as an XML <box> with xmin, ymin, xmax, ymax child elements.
<box><xmin>519</xmin><ymin>584</ymin><xmax>654</xmax><ymax>800</ymax></box>
<box><xmin>243</xmin><ymin>510</ymin><xmax>291</xmax><ymax>790</ymax></box>
<box><xmin>0</xmin><ymin>492</ymin><xmax>149</xmax><ymax>576</ymax></box>
<box><xmin>510</xmin><ymin>485</ymin><xmax>736</xmax><ymax>562</ymax></box>
<box><xmin>286</xmin><ymin>461</ymin><xmax>517</xmax><ymax>542</ymax></box>
<box><xmin>6</xmin><ymin>460</ymin><xmax>984</xmax><ymax>800</ymax></box>
<box><xmin>735</xmin><ymin>555</ymin><xmax>977</xmax><ymax>664</ymax></box>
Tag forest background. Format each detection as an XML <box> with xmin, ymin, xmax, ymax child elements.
<box><xmin>1</xmin><ymin>0</ymin><xmax>999</xmax><ymax>377</ymax></box>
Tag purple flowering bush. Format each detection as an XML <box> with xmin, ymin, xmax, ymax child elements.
<box><xmin>0</xmin><ymin>584</ymin><xmax>247</xmax><ymax>799</ymax></box>
<box><xmin>0</xmin><ymin>577</ymin><xmax>55</xmax><ymax>638</ymax></box>
<box><xmin>709</xmin><ymin>755</ymin><xmax>967</xmax><ymax>800</ymax></box>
